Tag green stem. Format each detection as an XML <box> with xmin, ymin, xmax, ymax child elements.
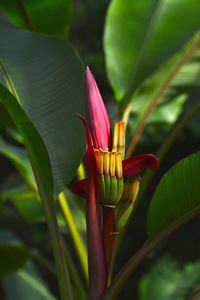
<box><xmin>58</xmin><ymin>192</ymin><xmax>88</xmax><ymax>283</ymax></box>
<box><xmin>100</xmin><ymin>207</ymin><xmax>200</xmax><ymax>300</ymax></box>
<box><xmin>25</xmin><ymin>142</ymin><xmax>73</xmax><ymax>300</ymax></box>
<box><xmin>40</xmin><ymin>189</ymin><xmax>73</xmax><ymax>300</ymax></box>
<box><xmin>32</xmin><ymin>252</ymin><xmax>55</xmax><ymax>275</ymax></box>
<box><xmin>61</xmin><ymin>236</ymin><xmax>87</xmax><ymax>300</ymax></box>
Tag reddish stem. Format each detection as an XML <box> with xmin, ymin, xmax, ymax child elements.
<box><xmin>103</xmin><ymin>205</ymin><xmax>118</xmax><ymax>273</ymax></box>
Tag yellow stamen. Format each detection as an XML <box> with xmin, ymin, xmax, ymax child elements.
<box><xmin>98</xmin><ymin>150</ymin><xmax>104</xmax><ymax>175</ymax></box>
<box><xmin>115</xmin><ymin>153</ymin><xmax>122</xmax><ymax>178</ymax></box>
<box><xmin>122</xmin><ymin>177</ymin><xmax>141</xmax><ymax>203</ymax></box>
<box><xmin>110</xmin><ymin>152</ymin><xmax>116</xmax><ymax>176</ymax></box>
<box><xmin>113</xmin><ymin>122</ymin><xmax>119</xmax><ymax>149</ymax></box>
<box><xmin>102</xmin><ymin>150</ymin><xmax>110</xmax><ymax>175</ymax></box>
<box><xmin>118</xmin><ymin>121</ymin><xmax>125</xmax><ymax>148</ymax></box>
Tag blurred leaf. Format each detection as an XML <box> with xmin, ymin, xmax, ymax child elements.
<box><xmin>139</xmin><ymin>256</ymin><xmax>200</xmax><ymax>300</ymax></box>
<box><xmin>0</xmin><ymin>104</ymin><xmax>14</xmax><ymax>128</ymax></box>
<box><xmin>125</xmin><ymin>34</ymin><xmax>200</xmax><ymax>157</ymax></box>
<box><xmin>3</xmin><ymin>262</ymin><xmax>57</xmax><ymax>300</ymax></box>
<box><xmin>6</xmin><ymin>128</ymin><xmax>25</xmax><ymax>144</ymax></box>
<box><xmin>0</xmin><ymin>136</ymin><xmax>36</xmax><ymax>190</ymax></box>
<box><xmin>0</xmin><ymin>82</ymin><xmax>53</xmax><ymax>197</ymax></box>
<box><xmin>0</xmin><ymin>21</ymin><xmax>86</xmax><ymax>194</ymax></box>
<box><xmin>129</xmin><ymin>44</ymin><xmax>200</xmax><ymax>131</ymax></box>
<box><xmin>128</xmin><ymin>94</ymin><xmax>187</xmax><ymax>136</ymax></box>
<box><xmin>104</xmin><ymin>0</ymin><xmax>200</xmax><ymax>101</ymax></box>
<box><xmin>0</xmin><ymin>244</ymin><xmax>29</xmax><ymax>278</ymax></box>
<box><xmin>147</xmin><ymin>152</ymin><xmax>200</xmax><ymax>240</ymax></box>
<box><xmin>0</xmin><ymin>0</ymin><xmax>72</xmax><ymax>38</ymax></box>
<box><xmin>0</xmin><ymin>181</ymin><xmax>44</xmax><ymax>223</ymax></box>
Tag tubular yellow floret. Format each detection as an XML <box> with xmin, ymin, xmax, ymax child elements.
<box><xmin>113</xmin><ymin>122</ymin><xmax>119</xmax><ymax>149</ymax></box>
<box><xmin>110</xmin><ymin>152</ymin><xmax>116</xmax><ymax>176</ymax></box>
<box><xmin>103</xmin><ymin>150</ymin><xmax>110</xmax><ymax>175</ymax></box>
<box><xmin>98</xmin><ymin>150</ymin><xmax>104</xmax><ymax>175</ymax></box>
<box><xmin>115</xmin><ymin>153</ymin><xmax>122</xmax><ymax>178</ymax></box>
<box><xmin>122</xmin><ymin>177</ymin><xmax>141</xmax><ymax>203</ymax></box>
<box><xmin>118</xmin><ymin>121</ymin><xmax>125</xmax><ymax>148</ymax></box>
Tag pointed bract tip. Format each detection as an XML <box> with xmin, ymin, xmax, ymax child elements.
<box><xmin>86</xmin><ymin>66</ymin><xmax>111</xmax><ymax>149</ymax></box>
<box><xmin>122</xmin><ymin>154</ymin><xmax>160</xmax><ymax>177</ymax></box>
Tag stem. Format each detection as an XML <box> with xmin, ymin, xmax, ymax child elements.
<box><xmin>32</xmin><ymin>252</ymin><xmax>55</xmax><ymax>275</ymax></box>
<box><xmin>87</xmin><ymin>183</ymin><xmax>107</xmax><ymax>299</ymax></box>
<box><xmin>61</xmin><ymin>236</ymin><xmax>87</xmax><ymax>300</ymax></box>
<box><xmin>103</xmin><ymin>205</ymin><xmax>118</xmax><ymax>274</ymax></box>
<box><xmin>58</xmin><ymin>192</ymin><xmax>88</xmax><ymax>283</ymax></box>
<box><xmin>25</xmin><ymin>146</ymin><xmax>73</xmax><ymax>300</ymax></box>
<box><xmin>80</xmin><ymin>116</ymin><xmax>107</xmax><ymax>299</ymax></box>
<box><xmin>122</xmin><ymin>103</ymin><xmax>132</xmax><ymax>130</ymax></box>
<box><xmin>189</xmin><ymin>289</ymin><xmax>200</xmax><ymax>300</ymax></box>
<box><xmin>16</xmin><ymin>0</ymin><xmax>34</xmax><ymax>30</ymax></box>
<box><xmin>100</xmin><ymin>207</ymin><xmax>200</xmax><ymax>300</ymax></box>
<box><xmin>40</xmin><ymin>189</ymin><xmax>73</xmax><ymax>300</ymax></box>
<box><xmin>125</xmin><ymin>34</ymin><xmax>200</xmax><ymax>158</ymax></box>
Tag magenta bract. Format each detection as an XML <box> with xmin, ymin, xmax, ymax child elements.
<box><xmin>86</xmin><ymin>67</ymin><xmax>111</xmax><ymax>149</ymax></box>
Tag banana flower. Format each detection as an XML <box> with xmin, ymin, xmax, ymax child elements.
<box><xmin>74</xmin><ymin>67</ymin><xmax>159</xmax><ymax>300</ymax></box>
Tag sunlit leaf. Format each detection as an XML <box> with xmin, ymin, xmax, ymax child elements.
<box><xmin>3</xmin><ymin>262</ymin><xmax>57</xmax><ymax>300</ymax></box>
<box><xmin>147</xmin><ymin>152</ymin><xmax>200</xmax><ymax>240</ymax></box>
<box><xmin>128</xmin><ymin>41</ymin><xmax>200</xmax><ymax>133</ymax></box>
<box><xmin>139</xmin><ymin>256</ymin><xmax>200</xmax><ymax>300</ymax></box>
<box><xmin>104</xmin><ymin>0</ymin><xmax>200</xmax><ymax>101</ymax></box>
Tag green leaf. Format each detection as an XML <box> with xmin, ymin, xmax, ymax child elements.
<box><xmin>128</xmin><ymin>40</ymin><xmax>200</xmax><ymax>131</ymax></box>
<box><xmin>139</xmin><ymin>256</ymin><xmax>200</xmax><ymax>300</ymax></box>
<box><xmin>0</xmin><ymin>181</ymin><xmax>44</xmax><ymax>223</ymax></box>
<box><xmin>147</xmin><ymin>152</ymin><xmax>200</xmax><ymax>240</ymax></box>
<box><xmin>0</xmin><ymin>84</ymin><xmax>72</xmax><ymax>300</ymax></box>
<box><xmin>0</xmin><ymin>83</ymin><xmax>53</xmax><ymax>196</ymax></box>
<box><xmin>0</xmin><ymin>0</ymin><xmax>72</xmax><ymax>38</ymax></box>
<box><xmin>0</xmin><ymin>244</ymin><xmax>30</xmax><ymax>278</ymax></box>
<box><xmin>3</xmin><ymin>262</ymin><xmax>57</xmax><ymax>300</ymax></box>
<box><xmin>0</xmin><ymin>136</ymin><xmax>36</xmax><ymax>190</ymax></box>
<box><xmin>104</xmin><ymin>0</ymin><xmax>200</xmax><ymax>101</ymax></box>
<box><xmin>0</xmin><ymin>21</ymin><xmax>86</xmax><ymax>194</ymax></box>
<box><xmin>0</xmin><ymin>103</ymin><xmax>14</xmax><ymax>128</ymax></box>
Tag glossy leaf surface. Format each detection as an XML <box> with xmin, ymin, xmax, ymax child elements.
<box><xmin>147</xmin><ymin>152</ymin><xmax>200</xmax><ymax>239</ymax></box>
<box><xmin>0</xmin><ymin>21</ymin><xmax>86</xmax><ymax>194</ymax></box>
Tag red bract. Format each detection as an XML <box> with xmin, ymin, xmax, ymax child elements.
<box><xmin>86</xmin><ymin>67</ymin><xmax>111</xmax><ymax>149</ymax></box>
